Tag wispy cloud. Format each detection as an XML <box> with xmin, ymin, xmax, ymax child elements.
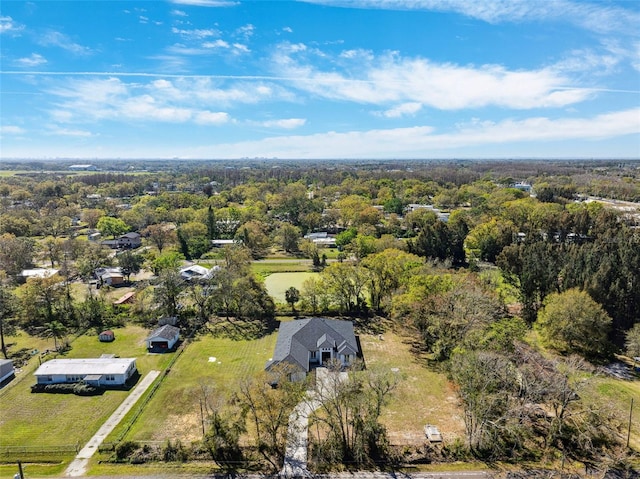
<box><xmin>272</xmin><ymin>44</ymin><xmax>592</xmax><ymax>110</ymax></box>
<box><xmin>235</xmin><ymin>23</ymin><xmax>255</xmax><ymax>40</ymax></box>
<box><xmin>0</xmin><ymin>15</ymin><xmax>25</xmax><ymax>35</ymax></box>
<box><xmin>46</xmin><ymin>125</ymin><xmax>94</xmax><ymax>137</ymax></box>
<box><xmin>171</xmin><ymin>9</ymin><xmax>188</xmax><ymax>17</ymax></box>
<box><xmin>44</xmin><ymin>76</ymin><xmax>281</xmax><ymax>125</ymax></box>
<box><xmin>170</xmin><ymin>0</ymin><xmax>238</xmax><ymax>7</ymax></box>
<box><xmin>37</xmin><ymin>30</ymin><xmax>92</xmax><ymax>55</ymax></box>
<box><xmin>193</xmin><ymin>108</ymin><xmax>640</xmax><ymax>158</ymax></box>
<box><xmin>254</xmin><ymin>118</ymin><xmax>307</xmax><ymax>129</ymax></box>
<box><xmin>304</xmin><ymin>0</ymin><xmax>640</xmax><ymax>36</ymax></box>
<box><xmin>14</xmin><ymin>53</ymin><xmax>47</xmax><ymax>68</ymax></box>
<box><xmin>1</xmin><ymin>125</ymin><xmax>26</xmax><ymax>135</ymax></box>
<box><xmin>172</xmin><ymin>26</ymin><xmax>219</xmax><ymax>39</ymax></box>
<box><xmin>378</xmin><ymin>102</ymin><xmax>422</xmax><ymax>118</ymax></box>
<box><xmin>195</xmin><ymin>111</ymin><xmax>230</xmax><ymax>124</ymax></box>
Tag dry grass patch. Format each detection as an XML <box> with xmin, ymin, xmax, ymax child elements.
<box><xmin>360</xmin><ymin>330</ymin><xmax>465</xmax><ymax>446</ymax></box>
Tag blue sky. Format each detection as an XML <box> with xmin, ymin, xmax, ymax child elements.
<box><xmin>1</xmin><ymin>0</ymin><xmax>639</xmax><ymax>159</ymax></box>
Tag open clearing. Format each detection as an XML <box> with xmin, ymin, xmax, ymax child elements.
<box><xmin>264</xmin><ymin>272</ymin><xmax>319</xmax><ymax>303</ymax></box>
<box><xmin>361</xmin><ymin>329</ymin><xmax>465</xmax><ymax>445</ymax></box>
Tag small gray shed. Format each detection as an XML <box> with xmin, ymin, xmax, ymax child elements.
<box><xmin>0</xmin><ymin>359</ymin><xmax>16</xmax><ymax>385</ymax></box>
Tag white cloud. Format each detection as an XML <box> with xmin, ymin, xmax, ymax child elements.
<box><xmin>170</xmin><ymin>0</ymin><xmax>238</xmax><ymax>7</ymax></box>
<box><xmin>282</xmin><ymin>27</ymin><xmax>293</xmax><ymax>33</ymax></box>
<box><xmin>235</xmin><ymin>24</ymin><xmax>255</xmax><ymax>39</ymax></box>
<box><xmin>44</xmin><ymin>76</ymin><xmax>283</xmax><ymax>125</ymax></box>
<box><xmin>195</xmin><ymin>111</ymin><xmax>230</xmax><ymax>124</ymax></box>
<box><xmin>203</xmin><ymin>39</ymin><xmax>230</xmax><ymax>49</ymax></box>
<box><xmin>379</xmin><ymin>102</ymin><xmax>422</xmax><ymax>118</ymax></box>
<box><xmin>231</xmin><ymin>43</ymin><xmax>250</xmax><ymax>54</ymax></box>
<box><xmin>257</xmin><ymin>118</ymin><xmax>307</xmax><ymax>129</ymax></box>
<box><xmin>171</xmin><ymin>27</ymin><xmax>219</xmax><ymax>39</ymax></box>
<box><xmin>272</xmin><ymin>46</ymin><xmax>592</xmax><ymax>110</ymax></box>
<box><xmin>14</xmin><ymin>53</ymin><xmax>47</xmax><ymax>67</ymax></box>
<box><xmin>171</xmin><ymin>9</ymin><xmax>188</xmax><ymax>16</ymax></box>
<box><xmin>194</xmin><ymin>108</ymin><xmax>640</xmax><ymax>158</ymax></box>
<box><xmin>0</xmin><ymin>15</ymin><xmax>24</xmax><ymax>35</ymax></box>
<box><xmin>1</xmin><ymin>125</ymin><xmax>26</xmax><ymax>135</ymax></box>
<box><xmin>46</xmin><ymin>126</ymin><xmax>94</xmax><ymax>137</ymax></box>
<box><xmin>37</xmin><ymin>30</ymin><xmax>92</xmax><ymax>56</ymax></box>
<box><xmin>304</xmin><ymin>0</ymin><xmax>640</xmax><ymax>36</ymax></box>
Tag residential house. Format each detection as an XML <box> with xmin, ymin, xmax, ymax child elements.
<box><xmin>118</xmin><ymin>232</ymin><xmax>142</xmax><ymax>248</ymax></box>
<box><xmin>146</xmin><ymin>324</ymin><xmax>180</xmax><ymax>352</ymax></box>
<box><xmin>33</xmin><ymin>357</ymin><xmax>137</xmax><ymax>387</ymax></box>
<box><xmin>210</xmin><ymin>239</ymin><xmax>236</xmax><ymax>248</ymax></box>
<box><xmin>0</xmin><ymin>359</ymin><xmax>15</xmax><ymax>385</ymax></box>
<box><xmin>179</xmin><ymin>264</ymin><xmax>219</xmax><ymax>281</ymax></box>
<box><xmin>20</xmin><ymin>268</ymin><xmax>59</xmax><ymax>281</ymax></box>
<box><xmin>303</xmin><ymin>232</ymin><xmax>337</xmax><ymax>248</ymax></box>
<box><xmin>95</xmin><ymin>267</ymin><xmax>125</xmax><ymax>286</ymax></box>
<box><xmin>265</xmin><ymin>317</ymin><xmax>360</xmax><ymax>381</ymax></box>
<box><xmin>101</xmin><ymin>232</ymin><xmax>142</xmax><ymax>249</ymax></box>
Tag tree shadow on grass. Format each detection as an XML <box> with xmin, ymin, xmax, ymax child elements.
<box><xmin>204</xmin><ymin>316</ymin><xmax>279</xmax><ymax>341</ymax></box>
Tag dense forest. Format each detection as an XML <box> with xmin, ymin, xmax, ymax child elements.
<box><xmin>1</xmin><ymin>159</ymin><xmax>639</xmax><ymax>472</ymax></box>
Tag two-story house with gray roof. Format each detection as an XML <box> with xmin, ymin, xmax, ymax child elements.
<box><xmin>265</xmin><ymin>317</ymin><xmax>360</xmax><ymax>381</ymax></box>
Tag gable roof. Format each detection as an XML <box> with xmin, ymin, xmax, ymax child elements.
<box><xmin>146</xmin><ymin>324</ymin><xmax>180</xmax><ymax>341</ymax></box>
<box><xmin>266</xmin><ymin>317</ymin><xmax>358</xmax><ymax>372</ymax></box>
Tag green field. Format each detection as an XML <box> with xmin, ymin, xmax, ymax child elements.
<box><xmin>264</xmin><ymin>271</ymin><xmax>319</xmax><ymax>303</ymax></box>
<box><xmin>0</xmin><ymin>326</ymin><xmax>171</xmax><ymax>450</ymax></box>
<box><xmin>112</xmin><ymin>328</ymin><xmax>278</xmax><ymax>444</ymax></box>
<box><xmin>251</xmin><ymin>259</ymin><xmax>314</xmax><ymax>277</ymax></box>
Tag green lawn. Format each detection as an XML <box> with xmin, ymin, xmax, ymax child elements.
<box><xmin>112</xmin><ymin>327</ymin><xmax>278</xmax><ymax>444</ymax></box>
<box><xmin>584</xmin><ymin>374</ymin><xmax>640</xmax><ymax>451</ymax></box>
<box><xmin>251</xmin><ymin>259</ymin><xmax>314</xmax><ymax>277</ymax></box>
<box><xmin>0</xmin><ymin>326</ymin><xmax>170</xmax><ymax>451</ymax></box>
<box><xmin>264</xmin><ymin>272</ymin><xmax>319</xmax><ymax>304</ymax></box>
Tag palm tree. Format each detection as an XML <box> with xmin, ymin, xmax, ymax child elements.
<box><xmin>44</xmin><ymin>321</ymin><xmax>67</xmax><ymax>351</ymax></box>
<box><xmin>285</xmin><ymin>287</ymin><xmax>300</xmax><ymax>314</ymax></box>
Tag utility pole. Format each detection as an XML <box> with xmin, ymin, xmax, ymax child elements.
<box><xmin>17</xmin><ymin>460</ymin><xmax>24</xmax><ymax>479</ymax></box>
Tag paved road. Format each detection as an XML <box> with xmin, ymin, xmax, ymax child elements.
<box><xmin>51</xmin><ymin>472</ymin><xmax>490</xmax><ymax>479</ymax></box>
<box><xmin>64</xmin><ymin>370</ymin><xmax>161</xmax><ymax>477</ymax></box>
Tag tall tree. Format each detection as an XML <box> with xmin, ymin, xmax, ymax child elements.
<box><xmin>285</xmin><ymin>286</ymin><xmax>300</xmax><ymax>313</ymax></box>
<box><xmin>536</xmin><ymin>288</ymin><xmax>612</xmax><ymax>358</ymax></box>
<box><xmin>117</xmin><ymin>251</ymin><xmax>144</xmax><ymax>282</ymax></box>
<box><xmin>97</xmin><ymin>216</ymin><xmax>129</xmax><ymax>239</ymax></box>
<box><xmin>0</xmin><ymin>282</ymin><xmax>17</xmax><ymax>359</ymax></box>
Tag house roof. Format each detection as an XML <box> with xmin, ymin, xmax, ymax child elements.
<box><xmin>120</xmin><ymin>232</ymin><xmax>141</xmax><ymax>239</ymax></box>
<box><xmin>99</xmin><ymin>330</ymin><xmax>114</xmax><ymax>336</ymax></box>
<box><xmin>21</xmin><ymin>268</ymin><xmax>59</xmax><ymax>278</ymax></box>
<box><xmin>267</xmin><ymin>317</ymin><xmax>358</xmax><ymax>372</ymax></box>
<box><xmin>147</xmin><ymin>324</ymin><xmax>180</xmax><ymax>341</ymax></box>
<box><xmin>180</xmin><ymin>264</ymin><xmax>219</xmax><ymax>280</ymax></box>
<box><xmin>33</xmin><ymin>358</ymin><xmax>136</xmax><ymax>377</ymax></box>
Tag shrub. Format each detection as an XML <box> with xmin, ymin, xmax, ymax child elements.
<box><xmin>115</xmin><ymin>441</ymin><xmax>140</xmax><ymax>461</ymax></box>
